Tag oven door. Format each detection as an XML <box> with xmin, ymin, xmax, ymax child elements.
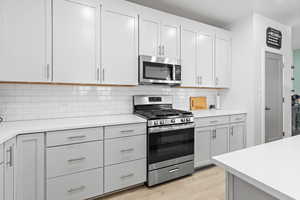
<box><xmin>148</xmin><ymin>124</ymin><xmax>194</xmax><ymax>170</ymax></box>
<box><xmin>139</xmin><ymin>55</ymin><xmax>181</xmax><ymax>85</ymax></box>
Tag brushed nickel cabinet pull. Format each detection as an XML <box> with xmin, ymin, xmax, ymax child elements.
<box><xmin>120</xmin><ymin>130</ymin><xmax>134</xmax><ymax>134</ymax></box>
<box><xmin>120</xmin><ymin>173</ymin><xmax>134</xmax><ymax>179</ymax></box>
<box><xmin>68</xmin><ymin>185</ymin><xmax>86</xmax><ymax>193</ymax></box>
<box><xmin>68</xmin><ymin>157</ymin><xmax>86</xmax><ymax>163</ymax></box>
<box><xmin>120</xmin><ymin>148</ymin><xmax>134</xmax><ymax>153</ymax></box>
<box><xmin>169</xmin><ymin>168</ymin><xmax>179</xmax><ymax>173</ymax></box>
<box><xmin>67</xmin><ymin>135</ymin><xmax>86</xmax><ymax>140</ymax></box>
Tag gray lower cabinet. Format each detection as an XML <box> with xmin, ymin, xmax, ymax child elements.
<box><xmin>16</xmin><ymin>134</ymin><xmax>45</xmax><ymax>200</ymax></box>
<box><xmin>211</xmin><ymin>126</ymin><xmax>229</xmax><ymax>157</ymax></box>
<box><xmin>194</xmin><ymin>114</ymin><xmax>247</xmax><ymax>169</ymax></box>
<box><xmin>194</xmin><ymin>128</ymin><xmax>211</xmax><ymax>168</ymax></box>
<box><xmin>229</xmin><ymin>123</ymin><xmax>246</xmax><ymax>152</ymax></box>
<box><xmin>4</xmin><ymin>138</ymin><xmax>16</xmax><ymax>200</ymax></box>
<box><xmin>47</xmin><ymin>168</ymin><xmax>103</xmax><ymax>200</ymax></box>
<box><xmin>0</xmin><ymin>144</ymin><xmax>4</xmax><ymax>200</ymax></box>
<box><xmin>104</xmin><ymin>159</ymin><xmax>146</xmax><ymax>193</ymax></box>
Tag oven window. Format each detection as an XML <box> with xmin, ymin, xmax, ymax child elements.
<box><xmin>143</xmin><ymin>62</ymin><xmax>173</xmax><ymax>80</ymax></box>
<box><xmin>148</xmin><ymin>128</ymin><xmax>194</xmax><ymax>164</ymax></box>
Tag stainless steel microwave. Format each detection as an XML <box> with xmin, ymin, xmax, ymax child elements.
<box><xmin>139</xmin><ymin>55</ymin><xmax>181</xmax><ymax>86</ymax></box>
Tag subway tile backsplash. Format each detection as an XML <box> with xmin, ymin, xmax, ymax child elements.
<box><xmin>0</xmin><ymin>84</ymin><xmax>217</xmax><ymax>122</ymax></box>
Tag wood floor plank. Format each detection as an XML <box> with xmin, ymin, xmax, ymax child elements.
<box><xmin>97</xmin><ymin>166</ymin><xmax>225</xmax><ymax>200</ymax></box>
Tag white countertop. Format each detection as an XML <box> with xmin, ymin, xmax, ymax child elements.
<box><xmin>213</xmin><ymin>136</ymin><xmax>300</xmax><ymax>200</ymax></box>
<box><xmin>192</xmin><ymin>109</ymin><xmax>246</xmax><ymax>118</ymax></box>
<box><xmin>0</xmin><ymin>114</ymin><xmax>146</xmax><ymax>144</ymax></box>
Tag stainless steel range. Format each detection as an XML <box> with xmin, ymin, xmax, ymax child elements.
<box><xmin>134</xmin><ymin>95</ymin><xmax>195</xmax><ymax>186</ymax></box>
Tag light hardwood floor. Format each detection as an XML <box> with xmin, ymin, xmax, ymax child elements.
<box><xmin>98</xmin><ymin>166</ymin><xmax>225</xmax><ymax>200</ymax></box>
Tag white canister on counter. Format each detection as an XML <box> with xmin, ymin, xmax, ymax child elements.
<box><xmin>216</xmin><ymin>93</ymin><xmax>221</xmax><ymax>110</ymax></box>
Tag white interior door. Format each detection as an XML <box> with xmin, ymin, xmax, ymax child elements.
<box><xmin>161</xmin><ymin>22</ymin><xmax>180</xmax><ymax>59</ymax></box>
<box><xmin>181</xmin><ymin>27</ymin><xmax>197</xmax><ymax>87</ymax></box>
<box><xmin>265</xmin><ymin>52</ymin><xmax>283</xmax><ymax>143</ymax></box>
<box><xmin>102</xmin><ymin>6</ymin><xmax>138</xmax><ymax>85</ymax></box>
<box><xmin>139</xmin><ymin>16</ymin><xmax>161</xmax><ymax>57</ymax></box>
<box><xmin>0</xmin><ymin>0</ymin><xmax>51</xmax><ymax>82</ymax></box>
<box><xmin>197</xmin><ymin>32</ymin><xmax>214</xmax><ymax>86</ymax></box>
<box><xmin>53</xmin><ymin>0</ymin><xmax>100</xmax><ymax>83</ymax></box>
<box><xmin>215</xmin><ymin>38</ymin><xmax>231</xmax><ymax>87</ymax></box>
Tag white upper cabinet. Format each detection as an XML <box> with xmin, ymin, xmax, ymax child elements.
<box><xmin>53</xmin><ymin>0</ymin><xmax>101</xmax><ymax>84</ymax></box>
<box><xmin>0</xmin><ymin>0</ymin><xmax>51</xmax><ymax>82</ymax></box>
<box><xmin>139</xmin><ymin>15</ymin><xmax>161</xmax><ymax>57</ymax></box>
<box><xmin>160</xmin><ymin>17</ymin><xmax>180</xmax><ymax>59</ymax></box>
<box><xmin>139</xmin><ymin>10</ymin><xmax>180</xmax><ymax>60</ymax></box>
<box><xmin>197</xmin><ymin>31</ymin><xmax>214</xmax><ymax>87</ymax></box>
<box><xmin>181</xmin><ymin>26</ymin><xmax>197</xmax><ymax>87</ymax></box>
<box><xmin>102</xmin><ymin>1</ymin><xmax>138</xmax><ymax>85</ymax></box>
<box><xmin>215</xmin><ymin>34</ymin><xmax>231</xmax><ymax>88</ymax></box>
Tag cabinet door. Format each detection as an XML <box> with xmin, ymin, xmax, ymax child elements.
<box><xmin>161</xmin><ymin>20</ymin><xmax>180</xmax><ymax>59</ymax></box>
<box><xmin>211</xmin><ymin>126</ymin><xmax>228</xmax><ymax>157</ymax></box>
<box><xmin>194</xmin><ymin>128</ymin><xmax>211</xmax><ymax>168</ymax></box>
<box><xmin>197</xmin><ymin>32</ymin><xmax>214</xmax><ymax>87</ymax></box>
<box><xmin>4</xmin><ymin>138</ymin><xmax>16</xmax><ymax>200</ymax></box>
<box><xmin>139</xmin><ymin>15</ymin><xmax>161</xmax><ymax>57</ymax></box>
<box><xmin>53</xmin><ymin>0</ymin><xmax>100</xmax><ymax>83</ymax></box>
<box><xmin>229</xmin><ymin>123</ymin><xmax>246</xmax><ymax>152</ymax></box>
<box><xmin>215</xmin><ymin>38</ymin><xmax>231</xmax><ymax>88</ymax></box>
<box><xmin>0</xmin><ymin>144</ymin><xmax>3</xmax><ymax>200</ymax></box>
<box><xmin>181</xmin><ymin>27</ymin><xmax>197</xmax><ymax>87</ymax></box>
<box><xmin>16</xmin><ymin>134</ymin><xmax>45</xmax><ymax>200</ymax></box>
<box><xmin>102</xmin><ymin>4</ymin><xmax>138</xmax><ymax>85</ymax></box>
<box><xmin>0</xmin><ymin>0</ymin><xmax>51</xmax><ymax>82</ymax></box>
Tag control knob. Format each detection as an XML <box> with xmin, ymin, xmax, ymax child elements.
<box><xmin>181</xmin><ymin>118</ymin><xmax>186</xmax><ymax>123</ymax></box>
<box><xmin>171</xmin><ymin>119</ymin><xmax>175</xmax><ymax>123</ymax></box>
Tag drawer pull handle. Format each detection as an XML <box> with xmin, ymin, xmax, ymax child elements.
<box><xmin>120</xmin><ymin>173</ymin><xmax>134</xmax><ymax>179</ymax></box>
<box><xmin>67</xmin><ymin>135</ymin><xmax>86</xmax><ymax>140</ymax></box>
<box><xmin>210</xmin><ymin>120</ymin><xmax>218</xmax><ymax>123</ymax></box>
<box><xmin>6</xmin><ymin>147</ymin><xmax>13</xmax><ymax>167</ymax></box>
<box><xmin>68</xmin><ymin>157</ymin><xmax>86</xmax><ymax>163</ymax></box>
<box><xmin>120</xmin><ymin>130</ymin><xmax>134</xmax><ymax>134</ymax></box>
<box><xmin>120</xmin><ymin>148</ymin><xmax>134</xmax><ymax>153</ymax></box>
<box><xmin>235</xmin><ymin>118</ymin><xmax>243</xmax><ymax>121</ymax></box>
<box><xmin>68</xmin><ymin>185</ymin><xmax>86</xmax><ymax>193</ymax></box>
<box><xmin>169</xmin><ymin>168</ymin><xmax>179</xmax><ymax>173</ymax></box>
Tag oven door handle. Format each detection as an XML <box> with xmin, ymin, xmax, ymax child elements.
<box><xmin>148</xmin><ymin>123</ymin><xmax>195</xmax><ymax>133</ymax></box>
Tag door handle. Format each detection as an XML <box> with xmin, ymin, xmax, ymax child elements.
<box><xmin>265</xmin><ymin>107</ymin><xmax>272</xmax><ymax>111</ymax></box>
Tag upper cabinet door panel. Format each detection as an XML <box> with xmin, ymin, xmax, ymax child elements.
<box><xmin>197</xmin><ymin>32</ymin><xmax>214</xmax><ymax>86</ymax></box>
<box><xmin>161</xmin><ymin>22</ymin><xmax>180</xmax><ymax>59</ymax></box>
<box><xmin>0</xmin><ymin>0</ymin><xmax>51</xmax><ymax>82</ymax></box>
<box><xmin>139</xmin><ymin>16</ymin><xmax>160</xmax><ymax>57</ymax></box>
<box><xmin>102</xmin><ymin>4</ymin><xmax>138</xmax><ymax>85</ymax></box>
<box><xmin>53</xmin><ymin>0</ymin><xmax>100</xmax><ymax>84</ymax></box>
<box><xmin>181</xmin><ymin>27</ymin><xmax>197</xmax><ymax>87</ymax></box>
<box><xmin>215</xmin><ymin>38</ymin><xmax>231</xmax><ymax>88</ymax></box>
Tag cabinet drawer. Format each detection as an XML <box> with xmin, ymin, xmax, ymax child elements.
<box><xmin>104</xmin><ymin>123</ymin><xmax>146</xmax><ymax>139</ymax></box>
<box><xmin>47</xmin><ymin>168</ymin><xmax>103</xmax><ymax>200</ymax></box>
<box><xmin>105</xmin><ymin>135</ymin><xmax>146</xmax><ymax>166</ymax></box>
<box><xmin>47</xmin><ymin>127</ymin><xmax>103</xmax><ymax>147</ymax></box>
<box><xmin>47</xmin><ymin>141</ymin><xmax>103</xmax><ymax>178</ymax></box>
<box><xmin>195</xmin><ymin>116</ymin><xmax>230</xmax><ymax>127</ymax></box>
<box><xmin>104</xmin><ymin>159</ymin><xmax>146</xmax><ymax>193</ymax></box>
<box><xmin>230</xmin><ymin>114</ymin><xmax>246</xmax><ymax>123</ymax></box>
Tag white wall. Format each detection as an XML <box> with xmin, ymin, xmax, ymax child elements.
<box><xmin>222</xmin><ymin>15</ymin><xmax>256</xmax><ymax>146</ymax></box>
<box><xmin>0</xmin><ymin>84</ymin><xmax>217</xmax><ymax>122</ymax></box>
<box><xmin>223</xmin><ymin>13</ymin><xmax>292</xmax><ymax>146</ymax></box>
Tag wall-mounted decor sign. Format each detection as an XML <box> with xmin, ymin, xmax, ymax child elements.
<box><xmin>266</xmin><ymin>27</ymin><xmax>282</xmax><ymax>50</ymax></box>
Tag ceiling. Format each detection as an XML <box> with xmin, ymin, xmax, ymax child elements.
<box><xmin>126</xmin><ymin>0</ymin><xmax>300</xmax><ymax>28</ymax></box>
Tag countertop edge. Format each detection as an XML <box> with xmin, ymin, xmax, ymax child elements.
<box><xmin>212</xmin><ymin>158</ymin><xmax>295</xmax><ymax>200</ymax></box>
